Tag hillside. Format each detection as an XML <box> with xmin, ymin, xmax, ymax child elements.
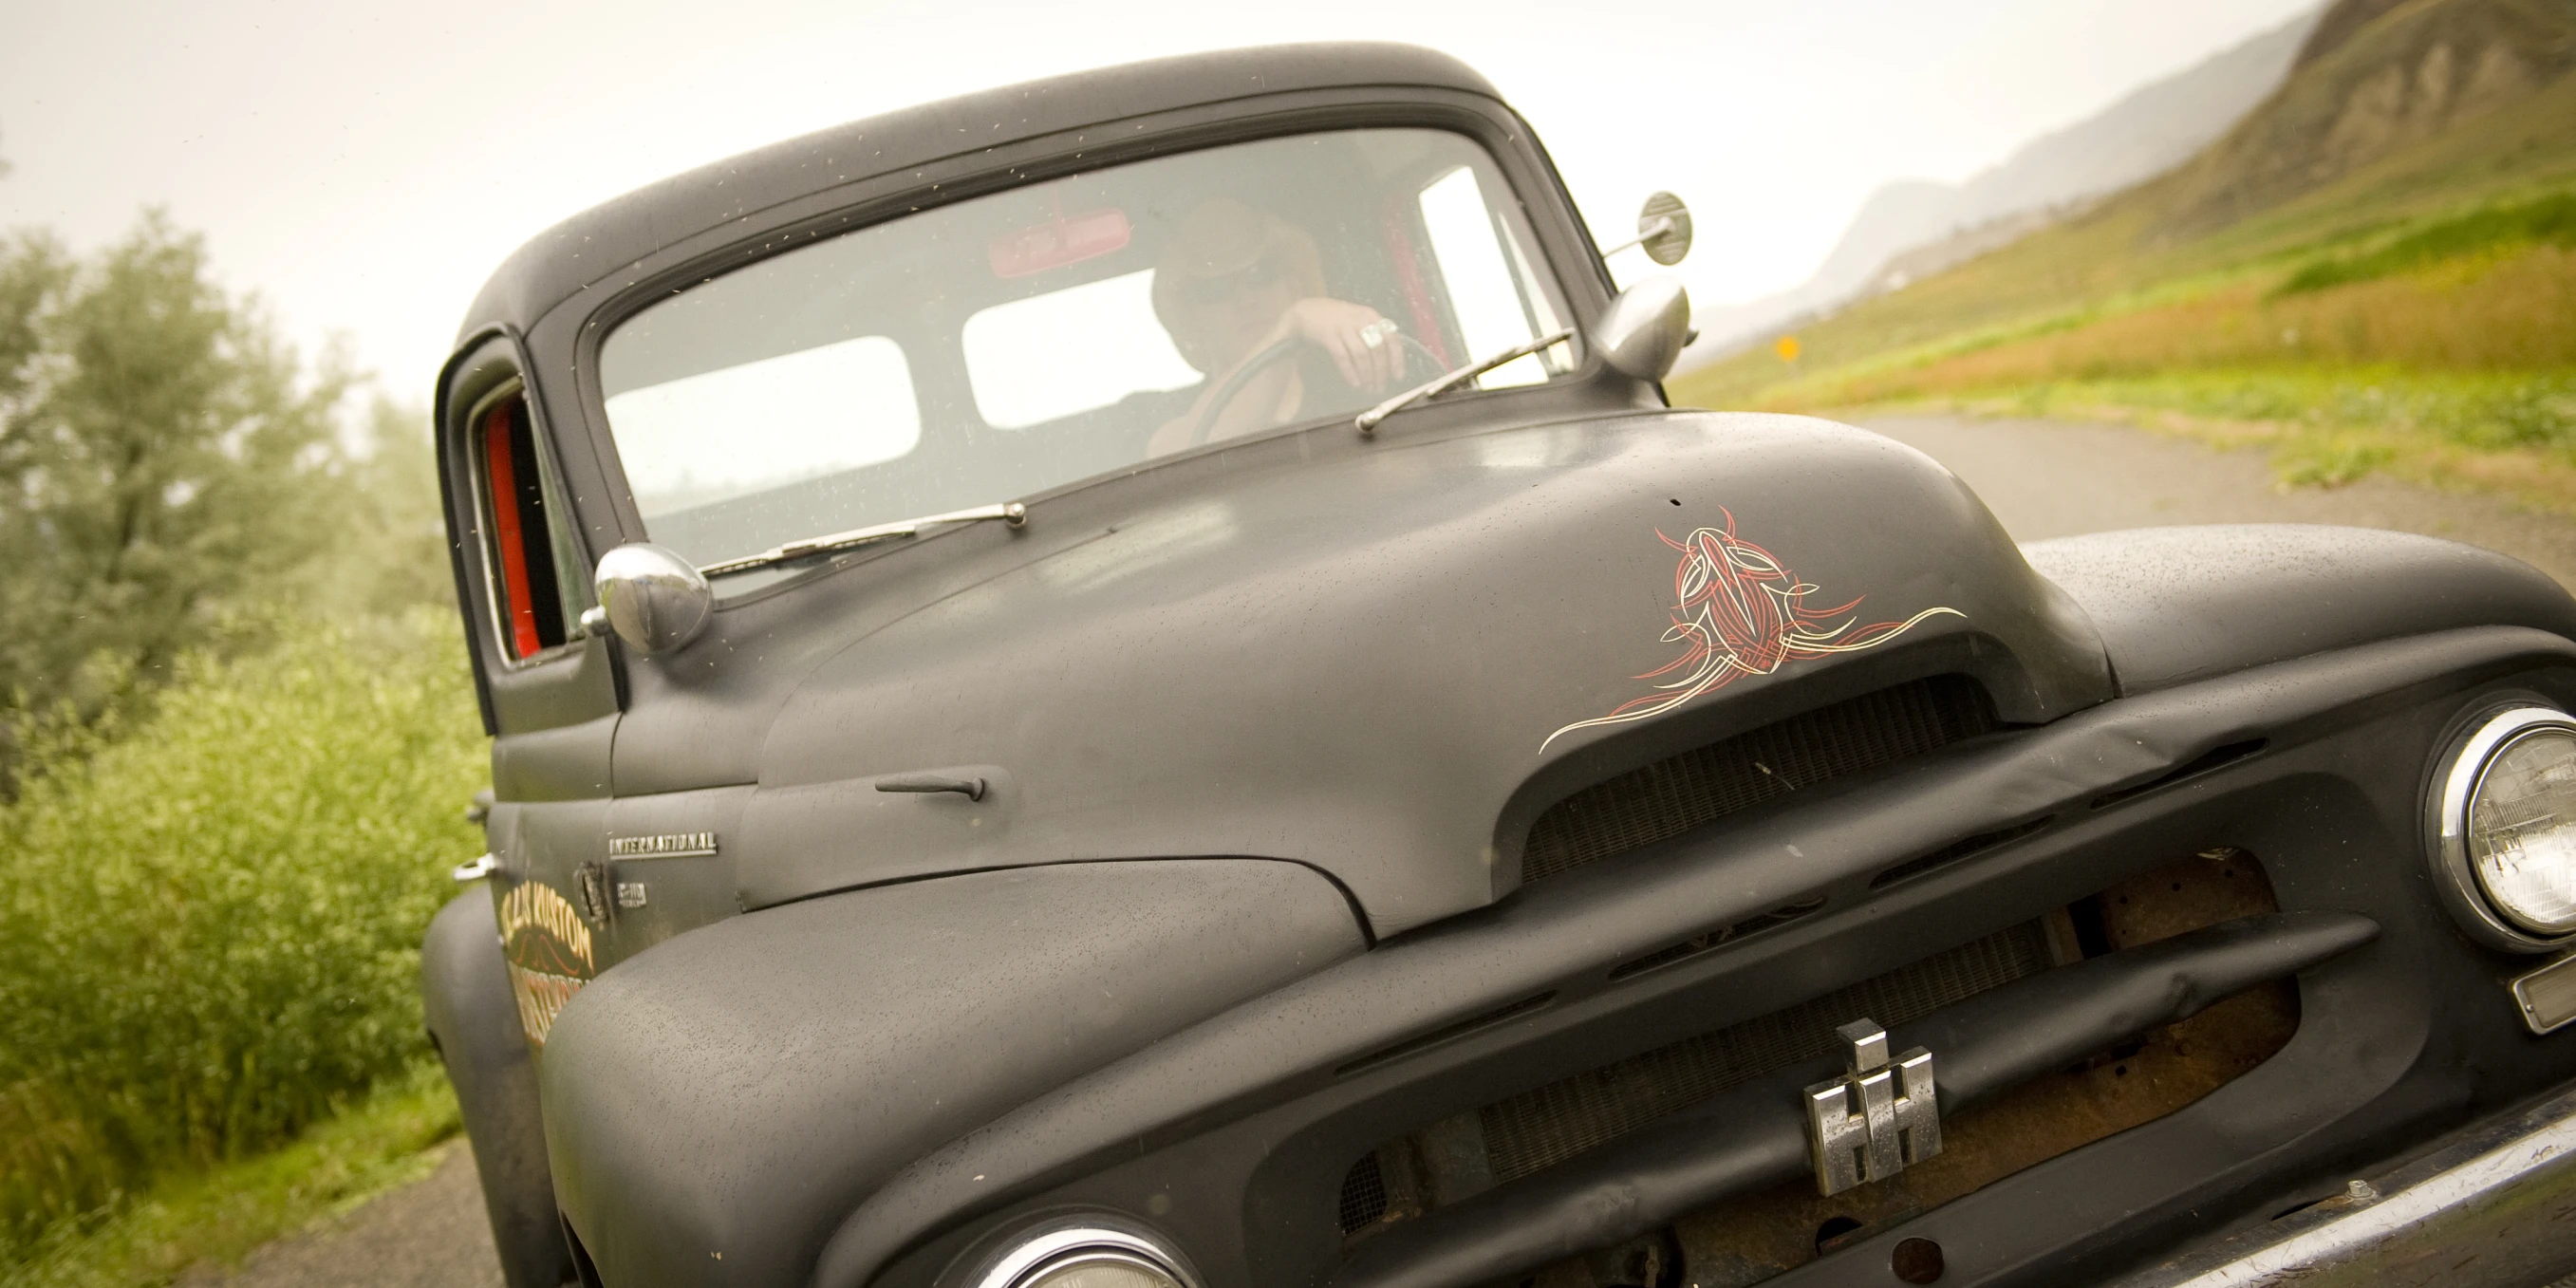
<box><xmin>1671</xmin><ymin>0</ymin><xmax>2576</xmax><ymax>504</ymax></box>
<box><xmin>1687</xmin><ymin>9</ymin><xmax>2318</xmax><ymax>357</ymax></box>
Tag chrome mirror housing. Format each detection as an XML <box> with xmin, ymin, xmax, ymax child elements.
<box><xmin>1594</xmin><ymin>277</ymin><xmax>1692</xmax><ymax>383</ymax></box>
<box><xmin>591</xmin><ymin>543</ymin><xmax>713</xmax><ymax>656</ymax></box>
<box><xmin>1601</xmin><ymin>192</ymin><xmax>1693</xmax><ymax>266</ymax></box>
<box><xmin>1635</xmin><ymin>191</ymin><xmax>1692</xmax><ymax>266</ymax></box>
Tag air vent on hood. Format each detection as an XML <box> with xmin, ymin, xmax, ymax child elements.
<box><xmin>1519</xmin><ymin>675</ymin><xmax>1998</xmax><ymax>886</ymax></box>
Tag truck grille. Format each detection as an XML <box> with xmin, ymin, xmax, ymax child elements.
<box><xmin>1337</xmin><ymin>848</ymin><xmax>2298</xmax><ymax>1284</ymax></box>
<box><xmin>1520</xmin><ymin>675</ymin><xmax>1997</xmax><ymax>886</ymax></box>
<box><xmin>1484</xmin><ymin>921</ymin><xmax>2051</xmax><ymax>1184</ymax></box>
<box><xmin>1337</xmin><ymin>918</ymin><xmax>2053</xmax><ymax>1233</ymax></box>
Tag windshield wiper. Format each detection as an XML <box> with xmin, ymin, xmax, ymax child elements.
<box><xmin>1353</xmin><ymin>327</ymin><xmax>1576</xmax><ymax>436</ymax></box>
<box><xmin>699</xmin><ymin>501</ymin><xmax>1027</xmax><ymax>577</ymax></box>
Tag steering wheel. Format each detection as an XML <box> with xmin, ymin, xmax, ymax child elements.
<box><xmin>1185</xmin><ymin>331</ymin><xmax>1447</xmax><ymax>448</ymax></box>
<box><xmin>1187</xmin><ymin>339</ymin><xmax>1301</xmax><ymax>448</ymax></box>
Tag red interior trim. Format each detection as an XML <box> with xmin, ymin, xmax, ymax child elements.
<box><xmin>1382</xmin><ymin>196</ymin><xmax>1452</xmax><ymax>369</ymax></box>
<box><xmin>484</xmin><ymin>402</ymin><xmax>544</xmax><ymax>660</ymax></box>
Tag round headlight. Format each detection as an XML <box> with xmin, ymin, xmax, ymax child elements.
<box><xmin>2434</xmin><ymin>705</ymin><xmax>2576</xmax><ymax>950</ymax></box>
<box><xmin>1020</xmin><ymin>1253</ymin><xmax>1183</xmax><ymax>1288</ymax></box>
<box><xmin>961</xmin><ymin>1219</ymin><xmax>1198</xmax><ymax>1288</ymax></box>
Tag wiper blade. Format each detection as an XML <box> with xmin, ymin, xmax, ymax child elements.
<box><xmin>698</xmin><ymin>501</ymin><xmax>1026</xmax><ymax>577</ymax></box>
<box><xmin>1353</xmin><ymin>327</ymin><xmax>1576</xmax><ymax>436</ymax></box>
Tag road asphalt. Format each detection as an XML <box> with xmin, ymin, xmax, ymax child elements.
<box><xmin>1860</xmin><ymin>413</ymin><xmax>2576</xmax><ymax>588</ymax></box>
<box><xmin>186</xmin><ymin>412</ymin><xmax>2576</xmax><ymax>1288</ymax></box>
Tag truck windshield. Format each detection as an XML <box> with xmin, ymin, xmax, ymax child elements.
<box><xmin>598</xmin><ymin>127</ymin><xmax>1573</xmax><ymax>574</ymax></box>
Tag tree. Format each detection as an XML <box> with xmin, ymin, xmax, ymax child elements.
<box><xmin>0</xmin><ymin>214</ymin><xmax>352</xmax><ymax>782</ymax></box>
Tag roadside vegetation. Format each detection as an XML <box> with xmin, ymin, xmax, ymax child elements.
<box><xmin>6</xmin><ymin>1067</ymin><xmax>460</xmax><ymax>1288</ymax></box>
<box><xmin>1671</xmin><ymin>0</ymin><xmax>2576</xmax><ymax>508</ymax></box>
<box><xmin>0</xmin><ymin>212</ymin><xmax>481</xmax><ymax>1282</ymax></box>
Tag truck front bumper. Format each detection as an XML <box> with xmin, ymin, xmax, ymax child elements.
<box><xmin>2112</xmin><ymin>1079</ymin><xmax>2576</xmax><ymax>1288</ymax></box>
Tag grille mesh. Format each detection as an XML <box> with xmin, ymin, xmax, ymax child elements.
<box><xmin>1520</xmin><ymin>676</ymin><xmax>1997</xmax><ymax>885</ymax></box>
<box><xmin>1335</xmin><ymin>1149</ymin><xmax>1389</xmax><ymax>1233</ymax></box>
<box><xmin>1479</xmin><ymin>919</ymin><xmax>2052</xmax><ymax>1184</ymax></box>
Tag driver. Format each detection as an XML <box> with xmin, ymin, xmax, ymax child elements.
<box><xmin>1145</xmin><ymin>197</ymin><xmax>1407</xmax><ymax>456</ymax></box>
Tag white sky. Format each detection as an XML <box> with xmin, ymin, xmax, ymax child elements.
<box><xmin>0</xmin><ymin>0</ymin><xmax>2313</xmax><ymax>402</ymax></box>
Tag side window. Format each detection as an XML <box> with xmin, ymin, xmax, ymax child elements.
<box><xmin>1416</xmin><ymin>164</ymin><xmax>1568</xmax><ymax>389</ymax></box>
<box><xmin>473</xmin><ymin>385</ymin><xmax>589</xmax><ymax>662</ymax></box>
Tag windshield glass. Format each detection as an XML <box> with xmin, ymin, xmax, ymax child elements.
<box><xmin>598</xmin><ymin>128</ymin><xmax>1574</xmax><ymax>572</ymax></box>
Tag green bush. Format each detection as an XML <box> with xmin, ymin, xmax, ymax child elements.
<box><xmin>0</xmin><ymin>612</ymin><xmax>486</xmax><ymax>1260</ymax></box>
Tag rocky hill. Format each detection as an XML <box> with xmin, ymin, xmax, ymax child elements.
<box><xmin>2161</xmin><ymin>0</ymin><xmax>2576</xmax><ymax>233</ymax></box>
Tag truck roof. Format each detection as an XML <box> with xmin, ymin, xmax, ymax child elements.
<box><xmin>454</xmin><ymin>42</ymin><xmax>1500</xmax><ymax>350</ymax></box>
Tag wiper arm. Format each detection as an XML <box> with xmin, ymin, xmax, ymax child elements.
<box><xmin>698</xmin><ymin>501</ymin><xmax>1026</xmax><ymax>577</ymax></box>
<box><xmin>1353</xmin><ymin>327</ymin><xmax>1576</xmax><ymax>436</ymax></box>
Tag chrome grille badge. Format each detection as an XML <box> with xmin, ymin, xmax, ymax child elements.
<box><xmin>1804</xmin><ymin>1018</ymin><xmax>1942</xmax><ymax>1195</ymax></box>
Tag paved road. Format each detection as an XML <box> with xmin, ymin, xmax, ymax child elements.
<box><xmin>191</xmin><ymin>413</ymin><xmax>2576</xmax><ymax>1288</ymax></box>
<box><xmin>1860</xmin><ymin>413</ymin><xmax>2576</xmax><ymax>587</ymax></box>
<box><xmin>182</xmin><ymin>1141</ymin><xmax>501</xmax><ymax>1288</ymax></box>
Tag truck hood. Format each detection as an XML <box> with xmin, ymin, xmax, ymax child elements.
<box><xmin>715</xmin><ymin>410</ymin><xmax>2112</xmax><ymax>937</ymax></box>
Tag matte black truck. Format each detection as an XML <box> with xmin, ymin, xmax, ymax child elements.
<box><xmin>422</xmin><ymin>42</ymin><xmax>2576</xmax><ymax>1288</ymax></box>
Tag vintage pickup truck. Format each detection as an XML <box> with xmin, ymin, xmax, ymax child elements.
<box><xmin>422</xmin><ymin>42</ymin><xmax>2576</xmax><ymax>1288</ymax></box>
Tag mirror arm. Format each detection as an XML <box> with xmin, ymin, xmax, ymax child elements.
<box><xmin>1598</xmin><ymin>215</ymin><xmax>1678</xmax><ymax>259</ymax></box>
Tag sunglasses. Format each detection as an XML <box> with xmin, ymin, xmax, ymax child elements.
<box><xmin>1184</xmin><ymin>253</ymin><xmax>1289</xmax><ymax>307</ymax></box>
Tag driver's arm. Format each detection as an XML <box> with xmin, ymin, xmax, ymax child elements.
<box><xmin>1147</xmin><ymin>298</ymin><xmax>1403</xmax><ymax>456</ymax></box>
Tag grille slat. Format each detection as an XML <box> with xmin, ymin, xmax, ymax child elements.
<box><xmin>1521</xmin><ymin>676</ymin><xmax>1997</xmax><ymax>885</ymax></box>
<box><xmin>1478</xmin><ymin>920</ymin><xmax>2052</xmax><ymax>1184</ymax></box>
<box><xmin>1334</xmin><ymin>919</ymin><xmax>2056</xmax><ymax>1234</ymax></box>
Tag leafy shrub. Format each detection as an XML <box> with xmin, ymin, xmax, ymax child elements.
<box><xmin>0</xmin><ymin>613</ymin><xmax>485</xmax><ymax>1260</ymax></box>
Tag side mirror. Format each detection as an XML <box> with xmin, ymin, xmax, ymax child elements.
<box><xmin>1635</xmin><ymin>192</ymin><xmax>1692</xmax><ymax>266</ymax></box>
<box><xmin>1601</xmin><ymin>192</ymin><xmax>1693</xmax><ymax>266</ymax></box>
<box><xmin>1594</xmin><ymin>278</ymin><xmax>1692</xmax><ymax>383</ymax></box>
<box><xmin>588</xmin><ymin>543</ymin><xmax>712</xmax><ymax>656</ymax></box>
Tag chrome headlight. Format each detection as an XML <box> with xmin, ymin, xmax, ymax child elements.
<box><xmin>963</xmin><ymin>1218</ymin><xmax>1199</xmax><ymax>1288</ymax></box>
<box><xmin>2433</xmin><ymin>705</ymin><xmax>2576</xmax><ymax>950</ymax></box>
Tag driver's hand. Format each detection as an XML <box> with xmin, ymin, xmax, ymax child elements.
<box><xmin>1279</xmin><ymin>298</ymin><xmax>1404</xmax><ymax>392</ymax></box>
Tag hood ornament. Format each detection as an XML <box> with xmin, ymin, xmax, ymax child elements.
<box><xmin>1804</xmin><ymin>1018</ymin><xmax>1942</xmax><ymax>1196</ymax></box>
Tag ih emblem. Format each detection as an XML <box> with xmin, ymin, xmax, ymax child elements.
<box><xmin>1803</xmin><ymin>1018</ymin><xmax>1941</xmax><ymax>1195</ymax></box>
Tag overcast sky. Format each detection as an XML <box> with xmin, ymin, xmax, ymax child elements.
<box><xmin>0</xmin><ymin>0</ymin><xmax>2313</xmax><ymax>401</ymax></box>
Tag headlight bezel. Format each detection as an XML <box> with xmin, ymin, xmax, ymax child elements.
<box><xmin>2431</xmin><ymin>702</ymin><xmax>2576</xmax><ymax>953</ymax></box>
<box><xmin>953</xmin><ymin>1213</ymin><xmax>1202</xmax><ymax>1288</ymax></box>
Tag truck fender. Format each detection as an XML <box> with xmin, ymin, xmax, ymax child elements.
<box><xmin>422</xmin><ymin>889</ymin><xmax>577</xmax><ymax>1288</ymax></box>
